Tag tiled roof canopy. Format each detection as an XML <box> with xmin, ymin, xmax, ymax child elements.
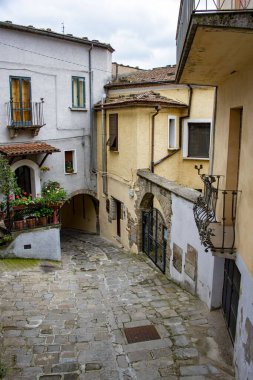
<box><xmin>94</xmin><ymin>91</ymin><xmax>187</xmax><ymax>110</ymax></box>
<box><xmin>106</xmin><ymin>66</ymin><xmax>177</xmax><ymax>88</ymax></box>
<box><xmin>0</xmin><ymin>142</ymin><xmax>60</xmax><ymax>157</ymax></box>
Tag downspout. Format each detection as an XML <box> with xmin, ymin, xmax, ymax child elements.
<box><xmin>209</xmin><ymin>86</ymin><xmax>218</xmax><ymax>175</ymax></box>
<box><xmin>101</xmin><ymin>95</ymin><xmax>107</xmax><ymax>194</ymax></box>
<box><xmin>151</xmin><ymin>106</ymin><xmax>161</xmax><ymax>173</ymax></box>
<box><xmin>89</xmin><ymin>44</ymin><xmax>94</xmax><ymax>173</ymax></box>
<box><xmin>179</xmin><ymin>84</ymin><xmax>193</xmax><ymax>149</ymax></box>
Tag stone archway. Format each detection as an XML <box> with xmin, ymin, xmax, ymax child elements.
<box><xmin>61</xmin><ymin>191</ymin><xmax>99</xmax><ymax>234</ymax></box>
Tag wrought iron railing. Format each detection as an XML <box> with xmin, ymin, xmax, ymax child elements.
<box><xmin>6</xmin><ymin>99</ymin><xmax>45</xmax><ymax>128</ymax></box>
<box><xmin>176</xmin><ymin>0</ymin><xmax>253</xmax><ymax>63</ymax></box>
<box><xmin>193</xmin><ymin>165</ymin><xmax>241</xmax><ymax>255</ymax></box>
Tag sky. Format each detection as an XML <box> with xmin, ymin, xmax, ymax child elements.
<box><xmin>0</xmin><ymin>0</ymin><xmax>180</xmax><ymax>69</ymax></box>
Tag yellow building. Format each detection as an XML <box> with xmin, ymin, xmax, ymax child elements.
<box><xmin>94</xmin><ymin>66</ymin><xmax>215</xmax><ymax>251</ymax></box>
<box><xmin>176</xmin><ymin>1</ymin><xmax>253</xmax><ymax>378</ymax></box>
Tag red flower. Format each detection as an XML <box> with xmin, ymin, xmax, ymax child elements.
<box><xmin>23</xmin><ymin>192</ymin><xmax>27</xmax><ymax>195</ymax></box>
<box><xmin>9</xmin><ymin>195</ymin><xmax>14</xmax><ymax>200</ymax></box>
<box><xmin>16</xmin><ymin>195</ymin><xmax>20</xmax><ymax>199</ymax></box>
<box><xmin>29</xmin><ymin>194</ymin><xmax>32</xmax><ymax>197</ymax></box>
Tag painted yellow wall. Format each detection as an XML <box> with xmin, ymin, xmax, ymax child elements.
<box><xmin>96</xmin><ymin>84</ymin><xmax>215</xmax><ymax>251</ymax></box>
<box><xmin>213</xmin><ymin>62</ymin><xmax>253</xmax><ymax>275</ymax></box>
<box><xmin>61</xmin><ymin>194</ymin><xmax>96</xmax><ymax>233</ymax></box>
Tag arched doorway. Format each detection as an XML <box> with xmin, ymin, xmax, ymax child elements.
<box><xmin>15</xmin><ymin>165</ymin><xmax>32</xmax><ymax>194</ymax></box>
<box><xmin>140</xmin><ymin>193</ymin><xmax>168</xmax><ymax>273</ymax></box>
<box><xmin>61</xmin><ymin>193</ymin><xmax>99</xmax><ymax>234</ymax></box>
<box><xmin>12</xmin><ymin>159</ymin><xmax>41</xmax><ymax>197</ymax></box>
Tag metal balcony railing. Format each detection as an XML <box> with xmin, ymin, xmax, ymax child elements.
<box><xmin>6</xmin><ymin>99</ymin><xmax>45</xmax><ymax>128</ymax></box>
<box><xmin>176</xmin><ymin>0</ymin><xmax>253</xmax><ymax>63</ymax></box>
<box><xmin>193</xmin><ymin>165</ymin><xmax>241</xmax><ymax>256</ymax></box>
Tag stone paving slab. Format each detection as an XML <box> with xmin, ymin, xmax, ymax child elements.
<box><xmin>0</xmin><ymin>230</ymin><xmax>235</xmax><ymax>379</ymax></box>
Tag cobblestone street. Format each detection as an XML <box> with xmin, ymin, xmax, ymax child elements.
<box><xmin>0</xmin><ymin>230</ymin><xmax>235</xmax><ymax>380</ymax></box>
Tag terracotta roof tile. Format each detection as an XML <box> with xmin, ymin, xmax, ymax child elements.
<box><xmin>94</xmin><ymin>90</ymin><xmax>187</xmax><ymax>109</ymax></box>
<box><xmin>106</xmin><ymin>66</ymin><xmax>176</xmax><ymax>88</ymax></box>
<box><xmin>0</xmin><ymin>142</ymin><xmax>60</xmax><ymax>157</ymax></box>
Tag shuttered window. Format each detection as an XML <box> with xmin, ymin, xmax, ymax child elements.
<box><xmin>109</xmin><ymin>114</ymin><xmax>118</xmax><ymax>151</ymax></box>
<box><xmin>188</xmin><ymin>123</ymin><xmax>210</xmax><ymax>158</ymax></box>
<box><xmin>72</xmin><ymin>77</ymin><xmax>85</xmax><ymax>108</ymax></box>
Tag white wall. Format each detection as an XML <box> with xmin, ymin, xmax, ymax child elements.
<box><xmin>234</xmin><ymin>254</ymin><xmax>253</xmax><ymax>380</ymax></box>
<box><xmin>170</xmin><ymin>193</ymin><xmax>223</xmax><ymax>309</ymax></box>
<box><xmin>0</xmin><ymin>27</ymin><xmax>112</xmax><ymax>194</ymax></box>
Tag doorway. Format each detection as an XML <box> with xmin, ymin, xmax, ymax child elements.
<box><xmin>15</xmin><ymin>165</ymin><xmax>32</xmax><ymax>195</ymax></box>
<box><xmin>10</xmin><ymin>76</ymin><xmax>32</xmax><ymax>126</ymax></box>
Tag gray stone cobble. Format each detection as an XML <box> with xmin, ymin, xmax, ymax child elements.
<box><xmin>0</xmin><ymin>230</ymin><xmax>234</xmax><ymax>379</ymax></box>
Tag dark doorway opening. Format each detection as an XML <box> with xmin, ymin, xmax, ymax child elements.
<box><xmin>222</xmin><ymin>259</ymin><xmax>241</xmax><ymax>343</ymax></box>
<box><xmin>15</xmin><ymin>165</ymin><xmax>32</xmax><ymax>194</ymax></box>
<box><xmin>115</xmin><ymin>199</ymin><xmax>121</xmax><ymax>237</ymax></box>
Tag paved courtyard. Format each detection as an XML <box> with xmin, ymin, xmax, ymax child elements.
<box><xmin>0</xmin><ymin>230</ymin><xmax>235</xmax><ymax>380</ymax></box>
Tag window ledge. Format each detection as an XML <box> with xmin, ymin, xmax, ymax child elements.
<box><xmin>69</xmin><ymin>107</ymin><xmax>88</xmax><ymax>112</ymax></box>
<box><xmin>168</xmin><ymin>147</ymin><xmax>180</xmax><ymax>151</ymax></box>
<box><xmin>183</xmin><ymin>157</ymin><xmax>209</xmax><ymax>161</ymax></box>
<box><xmin>109</xmin><ymin>150</ymin><xmax>119</xmax><ymax>153</ymax></box>
<box><xmin>64</xmin><ymin>172</ymin><xmax>77</xmax><ymax>175</ymax></box>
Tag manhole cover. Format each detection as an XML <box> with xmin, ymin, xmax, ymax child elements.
<box><xmin>124</xmin><ymin>325</ymin><xmax>160</xmax><ymax>344</ymax></box>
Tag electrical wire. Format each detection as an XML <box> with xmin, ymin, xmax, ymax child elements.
<box><xmin>0</xmin><ymin>40</ymin><xmax>112</xmax><ymax>74</ymax></box>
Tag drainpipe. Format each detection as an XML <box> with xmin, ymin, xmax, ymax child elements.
<box><xmin>179</xmin><ymin>84</ymin><xmax>193</xmax><ymax>149</ymax></box>
<box><xmin>101</xmin><ymin>95</ymin><xmax>107</xmax><ymax>194</ymax></box>
<box><xmin>89</xmin><ymin>44</ymin><xmax>94</xmax><ymax>173</ymax></box>
<box><xmin>209</xmin><ymin>86</ymin><xmax>218</xmax><ymax>175</ymax></box>
<box><xmin>151</xmin><ymin>106</ymin><xmax>161</xmax><ymax>173</ymax></box>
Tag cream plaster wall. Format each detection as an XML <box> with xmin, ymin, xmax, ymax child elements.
<box><xmin>213</xmin><ymin>63</ymin><xmax>253</xmax><ymax>275</ymax></box>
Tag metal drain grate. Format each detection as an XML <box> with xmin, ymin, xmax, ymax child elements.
<box><xmin>124</xmin><ymin>325</ymin><xmax>160</xmax><ymax>344</ymax></box>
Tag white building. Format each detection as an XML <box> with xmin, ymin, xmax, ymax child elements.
<box><xmin>0</xmin><ymin>21</ymin><xmax>113</xmax><ymax>233</ymax></box>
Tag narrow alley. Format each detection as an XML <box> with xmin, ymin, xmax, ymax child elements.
<box><xmin>0</xmin><ymin>231</ymin><xmax>234</xmax><ymax>380</ymax></box>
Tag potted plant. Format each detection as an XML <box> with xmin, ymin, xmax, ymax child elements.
<box><xmin>13</xmin><ymin>211</ymin><xmax>25</xmax><ymax>231</ymax></box>
<box><xmin>26</xmin><ymin>215</ymin><xmax>36</xmax><ymax>229</ymax></box>
<box><xmin>65</xmin><ymin>161</ymin><xmax>74</xmax><ymax>173</ymax></box>
<box><xmin>35</xmin><ymin>207</ymin><xmax>53</xmax><ymax>226</ymax></box>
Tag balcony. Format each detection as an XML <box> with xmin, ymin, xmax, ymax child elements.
<box><xmin>193</xmin><ymin>166</ymin><xmax>241</xmax><ymax>258</ymax></box>
<box><xmin>176</xmin><ymin>0</ymin><xmax>253</xmax><ymax>84</ymax></box>
<box><xmin>6</xmin><ymin>99</ymin><xmax>45</xmax><ymax>138</ymax></box>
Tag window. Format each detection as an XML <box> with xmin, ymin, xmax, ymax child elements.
<box><xmin>72</xmin><ymin>77</ymin><xmax>85</xmax><ymax>108</ymax></box>
<box><xmin>64</xmin><ymin>150</ymin><xmax>76</xmax><ymax>174</ymax></box>
<box><xmin>168</xmin><ymin>116</ymin><xmax>177</xmax><ymax>149</ymax></box>
<box><xmin>183</xmin><ymin>119</ymin><xmax>211</xmax><ymax>159</ymax></box>
<box><xmin>108</xmin><ymin>114</ymin><xmax>118</xmax><ymax>151</ymax></box>
<box><xmin>10</xmin><ymin>76</ymin><xmax>32</xmax><ymax>125</ymax></box>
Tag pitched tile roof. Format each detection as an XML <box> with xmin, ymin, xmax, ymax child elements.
<box><xmin>0</xmin><ymin>142</ymin><xmax>60</xmax><ymax>157</ymax></box>
<box><xmin>94</xmin><ymin>90</ymin><xmax>187</xmax><ymax>109</ymax></box>
<box><xmin>0</xmin><ymin>21</ymin><xmax>114</xmax><ymax>53</ymax></box>
<box><xmin>106</xmin><ymin>66</ymin><xmax>177</xmax><ymax>88</ymax></box>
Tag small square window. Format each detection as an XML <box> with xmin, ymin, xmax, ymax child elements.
<box><xmin>72</xmin><ymin>77</ymin><xmax>85</xmax><ymax>108</ymax></box>
<box><xmin>183</xmin><ymin>119</ymin><xmax>211</xmax><ymax>159</ymax></box>
<box><xmin>64</xmin><ymin>150</ymin><xmax>76</xmax><ymax>174</ymax></box>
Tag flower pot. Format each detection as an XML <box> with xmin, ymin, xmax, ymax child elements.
<box><xmin>13</xmin><ymin>205</ymin><xmax>26</xmax><ymax>211</ymax></box>
<box><xmin>38</xmin><ymin>216</ymin><xmax>47</xmax><ymax>226</ymax></box>
<box><xmin>14</xmin><ymin>219</ymin><xmax>25</xmax><ymax>231</ymax></box>
<box><xmin>26</xmin><ymin>217</ymin><xmax>36</xmax><ymax>229</ymax></box>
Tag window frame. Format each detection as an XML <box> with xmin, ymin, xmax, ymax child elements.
<box><xmin>64</xmin><ymin>149</ymin><xmax>77</xmax><ymax>174</ymax></box>
<box><xmin>108</xmin><ymin>113</ymin><xmax>118</xmax><ymax>151</ymax></box>
<box><xmin>72</xmin><ymin>76</ymin><xmax>86</xmax><ymax>108</ymax></box>
<box><xmin>9</xmin><ymin>76</ymin><xmax>32</xmax><ymax>126</ymax></box>
<box><xmin>183</xmin><ymin>118</ymin><xmax>212</xmax><ymax>160</ymax></box>
<box><xmin>168</xmin><ymin>115</ymin><xmax>178</xmax><ymax>149</ymax></box>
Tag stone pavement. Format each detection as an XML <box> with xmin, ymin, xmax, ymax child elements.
<box><xmin>0</xmin><ymin>230</ymin><xmax>235</xmax><ymax>380</ymax></box>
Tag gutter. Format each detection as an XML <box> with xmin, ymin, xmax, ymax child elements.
<box><xmin>209</xmin><ymin>86</ymin><xmax>217</xmax><ymax>175</ymax></box>
<box><xmin>151</xmin><ymin>106</ymin><xmax>161</xmax><ymax>173</ymax></box>
<box><xmin>101</xmin><ymin>96</ymin><xmax>107</xmax><ymax>195</ymax></box>
<box><xmin>89</xmin><ymin>44</ymin><xmax>94</xmax><ymax>173</ymax></box>
<box><xmin>179</xmin><ymin>84</ymin><xmax>193</xmax><ymax>148</ymax></box>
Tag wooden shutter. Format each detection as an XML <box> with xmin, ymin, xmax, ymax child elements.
<box><xmin>109</xmin><ymin>114</ymin><xmax>118</xmax><ymax>151</ymax></box>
